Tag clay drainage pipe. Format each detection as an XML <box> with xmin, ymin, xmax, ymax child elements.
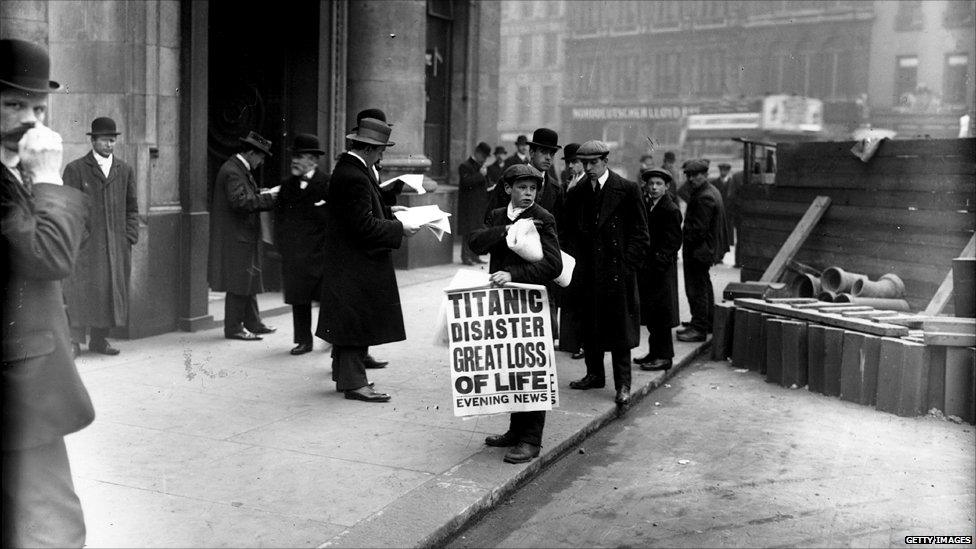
<box><xmin>833</xmin><ymin>293</ymin><xmax>910</xmax><ymax>311</ymax></box>
<box><xmin>852</xmin><ymin>273</ymin><xmax>905</xmax><ymax>299</ymax></box>
<box><xmin>790</xmin><ymin>273</ymin><xmax>822</xmax><ymax>298</ymax></box>
<box><xmin>821</xmin><ymin>267</ymin><xmax>868</xmax><ymax>294</ymax></box>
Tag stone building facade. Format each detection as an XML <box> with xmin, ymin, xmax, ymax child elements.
<box><xmin>1</xmin><ymin>0</ymin><xmax>499</xmax><ymax>337</ymax></box>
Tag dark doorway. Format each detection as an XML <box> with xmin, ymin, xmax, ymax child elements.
<box><xmin>206</xmin><ymin>0</ymin><xmax>322</xmax><ymax>292</ymax></box>
<box><xmin>425</xmin><ymin>1</ymin><xmax>454</xmax><ymax>182</ymax></box>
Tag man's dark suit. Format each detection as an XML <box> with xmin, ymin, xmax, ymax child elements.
<box><xmin>637</xmin><ymin>193</ymin><xmax>682</xmax><ymax>360</ymax></box>
<box><xmin>457</xmin><ymin>156</ymin><xmax>488</xmax><ymax>263</ymax></box>
<box><xmin>2</xmin><ymin>165</ymin><xmax>93</xmax><ymax>547</ymax></box>
<box><xmin>469</xmin><ymin>203</ymin><xmax>562</xmax><ymax>447</ymax></box>
<box><xmin>683</xmin><ymin>181</ymin><xmax>729</xmax><ymax>333</ymax></box>
<box><xmin>274</xmin><ymin>167</ymin><xmax>330</xmax><ymax>345</ymax></box>
<box><xmin>316</xmin><ymin>153</ymin><xmax>406</xmax><ymax>391</ymax></box>
<box><xmin>207</xmin><ymin>155</ymin><xmax>276</xmax><ymax>336</ymax></box>
<box><xmin>560</xmin><ymin>170</ymin><xmax>649</xmax><ymax>391</ymax></box>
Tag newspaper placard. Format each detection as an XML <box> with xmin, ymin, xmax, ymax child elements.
<box><xmin>446</xmin><ymin>283</ymin><xmax>558</xmax><ymax>417</ymax></box>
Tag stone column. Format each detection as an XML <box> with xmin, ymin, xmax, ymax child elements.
<box><xmin>345</xmin><ymin>0</ymin><xmax>431</xmax><ymax>178</ymax></box>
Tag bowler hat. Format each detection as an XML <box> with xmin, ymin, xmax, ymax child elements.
<box><xmin>240</xmin><ymin>131</ymin><xmax>273</xmax><ymax>156</ymax></box>
<box><xmin>562</xmin><ymin>143</ymin><xmax>581</xmax><ymax>161</ymax></box>
<box><xmin>475</xmin><ymin>141</ymin><xmax>491</xmax><ymax>156</ymax></box>
<box><xmin>640</xmin><ymin>167</ymin><xmax>673</xmax><ymax>184</ymax></box>
<box><xmin>575</xmin><ymin>140</ymin><xmax>610</xmax><ymax>160</ymax></box>
<box><xmin>502</xmin><ymin>164</ymin><xmax>543</xmax><ymax>184</ymax></box>
<box><xmin>493</xmin><ymin>146</ymin><xmax>507</xmax><ymax>155</ymax></box>
<box><xmin>515</xmin><ymin>134</ymin><xmax>528</xmax><ymax>146</ymax></box>
<box><xmin>525</xmin><ymin>128</ymin><xmax>561</xmax><ymax>151</ymax></box>
<box><xmin>682</xmin><ymin>159</ymin><xmax>709</xmax><ymax>174</ymax></box>
<box><xmin>291</xmin><ymin>133</ymin><xmax>325</xmax><ymax>155</ymax></box>
<box><xmin>346</xmin><ymin>117</ymin><xmax>395</xmax><ymax>147</ymax></box>
<box><xmin>86</xmin><ymin>117</ymin><xmax>121</xmax><ymax>137</ymax></box>
<box><xmin>0</xmin><ymin>39</ymin><xmax>62</xmax><ymax>93</ymax></box>
<box><xmin>355</xmin><ymin>108</ymin><xmax>392</xmax><ymax>128</ymax></box>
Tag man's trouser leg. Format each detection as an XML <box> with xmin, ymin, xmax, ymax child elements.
<box><xmin>332</xmin><ymin>345</ymin><xmax>369</xmax><ymax>392</ymax></box>
<box><xmin>224</xmin><ymin>292</ymin><xmax>247</xmax><ymax>335</ymax></box>
<box><xmin>2</xmin><ymin>438</ymin><xmax>86</xmax><ymax>548</ymax></box>
<box><xmin>292</xmin><ymin>303</ymin><xmax>312</xmax><ymax>344</ymax></box>
<box><xmin>684</xmin><ymin>260</ymin><xmax>713</xmax><ymax>332</ymax></box>
<box><xmin>509</xmin><ymin>411</ymin><xmax>546</xmax><ymax>446</ymax></box>
<box><xmin>648</xmin><ymin>318</ymin><xmax>675</xmax><ymax>359</ymax></box>
<box><xmin>610</xmin><ymin>348</ymin><xmax>632</xmax><ymax>390</ymax></box>
<box><xmin>242</xmin><ymin>295</ymin><xmax>263</xmax><ymax>332</ymax></box>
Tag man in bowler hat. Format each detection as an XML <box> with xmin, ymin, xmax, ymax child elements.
<box><xmin>458</xmin><ymin>141</ymin><xmax>493</xmax><ymax>265</ymax></box>
<box><xmin>274</xmin><ymin>134</ymin><xmax>330</xmax><ymax>355</ymax></box>
<box><xmin>560</xmin><ymin>140</ymin><xmax>649</xmax><ymax>410</ymax></box>
<box><xmin>1</xmin><ymin>38</ymin><xmax>94</xmax><ymax>547</ymax></box>
<box><xmin>316</xmin><ymin>117</ymin><xmax>422</xmax><ymax>402</ymax></box>
<box><xmin>502</xmin><ymin>134</ymin><xmax>530</xmax><ymax>170</ymax></box>
<box><xmin>485</xmin><ymin>127</ymin><xmax>564</xmax><ymax>223</ymax></box>
<box><xmin>62</xmin><ymin>117</ymin><xmax>139</xmax><ymax>356</ymax></box>
<box><xmin>207</xmin><ymin>131</ymin><xmax>280</xmax><ymax>341</ymax></box>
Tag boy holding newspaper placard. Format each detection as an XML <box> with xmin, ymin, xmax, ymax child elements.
<box><xmin>468</xmin><ymin>164</ymin><xmax>562</xmax><ymax>463</ymax></box>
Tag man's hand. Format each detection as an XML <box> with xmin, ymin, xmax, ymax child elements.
<box><xmin>261</xmin><ymin>185</ymin><xmax>281</xmax><ymax>198</ymax></box>
<box><xmin>489</xmin><ymin>271</ymin><xmax>512</xmax><ymax>285</ymax></box>
<box><xmin>19</xmin><ymin>125</ymin><xmax>63</xmax><ymax>185</ymax></box>
<box><xmin>391</xmin><ymin>205</ymin><xmax>409</xmax><ymax>213</ymax></box>
<box><xmin>401</xmin><ymin>220</ymin><xmax>422</xmax><ymax>237</ymax></box>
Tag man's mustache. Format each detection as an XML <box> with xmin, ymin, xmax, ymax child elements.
<box><xmin>0</xmin><ymin>123</ymin><xmax>36</xmax><ymax>144</ymax></box>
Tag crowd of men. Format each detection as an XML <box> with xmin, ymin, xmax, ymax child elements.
<box><xmin>1</xmin><ymin>37</ymin><xmax>731</xmax><ymax>546</ymax></box>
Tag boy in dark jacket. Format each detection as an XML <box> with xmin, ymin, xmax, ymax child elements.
<box><xmin>468</xmin><ymin>164</ymin><xmax>562</xmax><ymax>464</ymax></box>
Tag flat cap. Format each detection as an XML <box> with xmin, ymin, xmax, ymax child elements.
<box><xmin>640</xmin><ymin>167</ymin><xmax>673</xmax><ymax>184</ymax></box>
<box><xmin>575</xmin><ymin>140</ymin><xmax>610</xmax><ymax>159</ymax></box>
<box><xmin>682</xmin><ymin>159</ymin><xmax>709</xmax><ymax>173</ymax></box>
<box><xmin>502</xmin><ymin>163</ymin><xmax>543</xmax><ymax>184</ymax></box>
<box><xmin>718</xmin><ymin>162</ymin><xmax>731</xmax><ymax>169</ymax></box>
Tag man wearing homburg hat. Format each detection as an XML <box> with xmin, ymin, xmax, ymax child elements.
<box><xmin>1</xmin><ymin>38</ymin><xmax>94</xmax><ymax>547</ymax></box>
<box><xmin>316</xmin><ymin>117</ymin><xmax>422</xmax><ymax>402</ymax></box>
<box><xmin>502</xmin><ymin>134</ymin><xmax>530</xmax><ymax>170</ymax></box>
<box><xmin>676</xmin><ymin>159</ymin><xmax>729</xmax><ymax>343</ymax></box>
<box><xmin>557</xmin><ymin>142</ymin><xmax>586</xmax><ymax>360</ymax></box>
<box><xmin>274</xmin><ymin>134</ymin><xmax>330</xmax><ymax>355</ymax></box>
<box><xmin>208</xmin><ymin>130</ymin><xmax>280</xmax><ymax>341</ymax></box>
<box><xmin>484</xmin><ymin>127</ymin><xmax>564</xmax><ymax>224</ymax></box>
<box><xmin>559</xmin><ymin>140</ymin><xmax>649</xmax><ymax>411</ymax></box>
<box><xmin>62</xmin><ymin>117</ymin><xmax>139</xmax><ymax>357</ymax></box>
<box><xmin>458</xmin><ymin>141</ymin><xmax>493</xmax><ymax>265</ymax></box>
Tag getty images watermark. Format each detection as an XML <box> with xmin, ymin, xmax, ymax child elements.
<box><xmin>905</xmin><ymin>536</ymin><xmax>973</xmax><ymax>545</ymax></box>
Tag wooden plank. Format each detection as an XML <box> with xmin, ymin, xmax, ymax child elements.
<box><xmin>923</xmin><ymin>234</ymin><xmax>976</xmax><ymax>316</ymax></box>
<box><xmin>828</xmin><ymin>306</ymin><xmax>876</xmax><ymax>313</ymax></box>
<box><xmin>944</xmin><ymin>347</ymin><xmax>976</xmax><ymax>424</ymax></box>
<box><xmin>792</xmin><ymin>302</ymin><xmax>856</xmax><ymax>310</ymax></box>
<box><xmin>765</xmin><ymin>297</ymin><xmax>817</xmax><ymax>304</ymax></box>
<box><xmin>841</xmin><ymin>310</ymin><xmax>899</xmax><ymax>318</ymax></box>
<box><xmin>733</xmin><ymin>298</ymin><xmax>910</xmax><ymax>337</ymax></box>
<box><xmin>923</xmin><ymin>332</ymin><xmax>976</xmax><ymax>347</ymax></box>
<box><xmin>739</xmin><ymin>199</ymin><xmax>973</xmax><ymax>232</ymax></box>
<box><xmin>758</xmin><ymin>196</ymin><xmax>831</xmax><ymax>283</ymax></box>
<box><xmin>787</xmin><ymin>260</ymin><xmax>822</xmax><ymax>277</ymax></box>
<box><xmin>922</xmin><ymin>318</ymin><xmax>976</xmax><ymax>334</ymax></box>
<box><xmin>778</xmin><ymin>138</ymin><xmax>976</xmax><ymax>161</ymax></box>
<box><xmin>885</xmin><ymin>315</ymin><xmax>931</xmax><ymax>328</ymax></box>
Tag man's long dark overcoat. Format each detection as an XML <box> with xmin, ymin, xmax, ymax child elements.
<box><xmin>207</xmin><ymin>155</ymin><xmax>276</xmax><ymax>295</ymax></box>
<box><xmin>316</xmin><ymin>153</ymin><xmax>406</xmax><ymax>347</ymax></box>
<box><xmin>62</xmin><ymin>153</ymin><xmax>138</xmax><ymax>327</ymax></box>
<box><xmin>559</xmin><ymin>170</ymin><xmax>649</xmax><ymax>351</ymax></box>
<box><xmin>457</xmin><ymin>157</ymin><xmax>488</xmax><ymax>240</ymax></box>
<box><xmin>683</xmin><ymin>181</ymin><xmax>729</xmax><ymax>265</ymax></box>
<box><xmin>637</xmin><ymin>192</ymin><xmax>682</xmax><ymax>328</ymax></box>
<box><xmin>2</xmin><ymin>167</ymin><xmax>95</xmax><ymax>451</ymax></box>
<box><xmin>274</xmin><ymin>167</ymin><xmax>330</xmax><ymax>304</ymax></box>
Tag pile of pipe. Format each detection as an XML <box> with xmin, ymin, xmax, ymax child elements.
<box><xmin>801</xmin><ymin>267</ymin><xmax>910</xmax><ymax>311</ymax></box>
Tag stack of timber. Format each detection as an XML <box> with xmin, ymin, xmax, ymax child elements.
<box><xmin>712</xmin><ymin>298</ymin><xmax>975</xmax><ymax>424</ymax></box>
<box><xmin>737</xmin><ymin>138</ymin><xmax>975</xmax><ymax>314</ymax></box>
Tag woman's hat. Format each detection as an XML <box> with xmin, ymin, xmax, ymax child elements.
<box><xmin>240</xmin><ymin>131</ymin><xmax>273</xmax><ymax>156</ymax></box>
<box><xmin>0</xmin><ymin>39</ymin><xmax>62</xmax><ymax>93</ymax></box>
<box><xmin>291</xmin><ymin>133</ymin><xmax>325</xmax><ymax>155</ymax></box>
<box><xmin>346</xmin><ymin>118</ymin><xmax>395</xmax><ymax>147</ymax></box>
<box><xmin>86</xmin><ymin>117</ymin><xmax>121</xmax><ymax>137</ymax></box>
<box><xmin>525</xmin><ymin>127</ymin><xmax>561</xmax><ymax>151</ymax></box>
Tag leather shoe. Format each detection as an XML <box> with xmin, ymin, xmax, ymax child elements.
<box><xmin>569</xmin><ymin>374</ymin><xmax>605</xmax><ymax>390</ymax></box>
<box><xmin>90</xmin><ymin>340</ymin><xmax>120</xmax><ymax>355</ymax></box>
<box><xmin>571</xmin><ymin>349</ymin><xmax>584</xmax><ymax>360</ymax></box>
<box><xmin>633</xmin><ymin>353</ymin><xmax>654</xmax><ymax>365</ymax></box>
<box><xmin>640</xmin><ymin>358</ymin><xmax>672</xmax><ymax>371</ymax></box>
<box><xmin>485</xmin><ymin>431</ymin><xmax>518</xmax><ymax>447</ymax></box>
<box><xmin>503</xmin><ymin>441</ymin><xmax>540</xmax><ymax>464</ymax></box>
<box><xmin>249</xmin><ymin>325</ymin><xmax>276</xmax><ymax>335</ymax></box>
<box><xmin>615</xmin><ymin>385</ymin><xmax>631</xmax><ymax>406</ymax></box>
<box><xmin>677</xmin><ymin>329</ymin><xmax>706</xmax><ymax>342</ymax></box>
<box><xmin>290</xmin><ymin>343</ymin><xmax>313</xmax><ymax>355</ymax></box>
<box><xmin>226</xmin><ymin>330</ymin><xmax>262</xmax><ymax>341</ymax></box>
<box><xmin>364</xmin><ymin>355</ymin><xmax>388</xmax><ymax>369</ymax></box>
<box><xmin>335</xmin><ymin>382</ymin><xmax>373</xmax><ymax>393</ymax></box>
<box><xmin>344</xmin><ymin>386</ymin><xmax>391</xmax><ymax>402</ymax></box>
